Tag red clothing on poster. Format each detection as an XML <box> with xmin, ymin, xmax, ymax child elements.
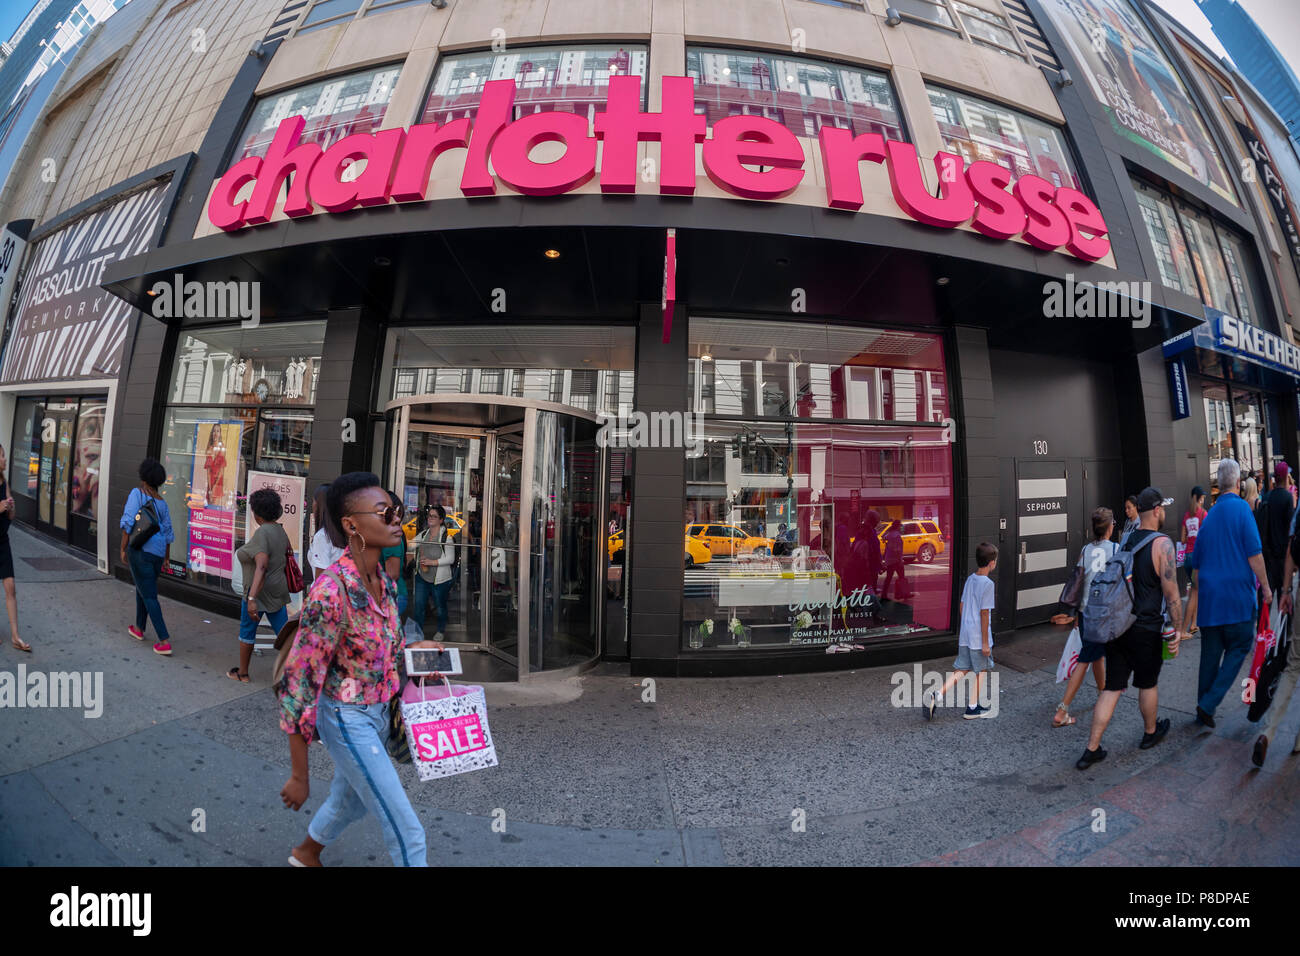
<box><xmin>1182</xmin><ymin>507</ymin><xmax>1207</xmax><ymax>553</ymax></box>
<box><xmin>206</xmin><ymin>444</ymin><xmax>226</xmax><ymax>503</ymax></box>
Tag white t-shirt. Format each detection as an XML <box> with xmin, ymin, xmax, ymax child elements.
<box><xmin>959</xmin><ymin>573</ymin><xmax>996</xmax><ymax>650</ymax></box>
<box><xmin>307</xmin><ymin>527</ymin><xmax>345</xmax><ymax>573</ymax></box>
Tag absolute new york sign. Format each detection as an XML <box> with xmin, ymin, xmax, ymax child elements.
<box><xmin>208</xmin><ymin>76</ymin><xmax>1111</xmax><ymax>262</ymax></box>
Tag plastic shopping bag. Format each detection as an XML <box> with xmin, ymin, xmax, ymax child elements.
<box><xmin>1056</xmin><ymin>627</ymin><xmax>1082</xmax><ymax>683</ymax></box>
<box><xmin>401</xmin><ymin>677</ymin><xmax>499</xmax><ymax>782</ymax></box>
<box><xmin>1245</xmin><ymin>600</ymin><xmax>1279</xmax><ymax>705</ymax></box>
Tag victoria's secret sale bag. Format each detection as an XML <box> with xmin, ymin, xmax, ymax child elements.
<box><xmin>401</xmin><ymin>677</ymin><xmax>499</xmax><ymax>781</ymax></box>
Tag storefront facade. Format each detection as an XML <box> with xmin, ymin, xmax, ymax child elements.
<box><xmin>2</xmin><ymin>0</ymin><xmax>1297</xmax><ymax>676</ymax></box>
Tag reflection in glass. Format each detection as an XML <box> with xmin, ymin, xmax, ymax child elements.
<box><xmin>683</xmin><ymin>419</ymin><xmax>953</xmax><ymax>650</ymax></box>
<box><xmin>929</xmin><ymin>85</ymin><xmax>1079</xmax><ymax>190</ymax></box>
<box><xmin>169</xmin><ymin>321</ymin><xmax>325</xmax><ymax>406</ymax></box>
<box><xmin>423</xmin><ymin>46</ymin><xmax>649</xmax><ymax>127</ymax></box>
<box><xmin>687</xmin><ymin>47</ymin><xmax>904</xmax><ymax>141</ymax></box>
<box><xmin>71</xmin><ymin>400</ymin><xmax>105</xmax><ymax>519</ymax></box>
<box><xmin>529</xmin><ymin>412</ymin><xmax>599</xmax><ymax>670</ymax></box>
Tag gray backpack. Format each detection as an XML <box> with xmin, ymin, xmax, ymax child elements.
<box><xmin>1079</xmin><ymin>532</ymin><xmax>1166</xmax><ymax>644</ymax></box>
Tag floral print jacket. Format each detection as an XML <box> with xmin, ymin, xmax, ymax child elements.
<box><xmin>277</xmin><ymin>550</ymin><xmax>401</xmax><ymax>743</ymax></box>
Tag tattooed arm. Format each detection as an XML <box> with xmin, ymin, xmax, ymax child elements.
<box><xmin>1157</xmin><ymin>536</ymin><xmax>1183</xmax><ymax>649</ymax></box>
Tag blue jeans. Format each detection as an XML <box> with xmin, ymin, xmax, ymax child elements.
<box><xmin>309</xmin><ymin>696</ymin><xmax>427</xmax><ymax>867</ymax></box>
<box><xmin>1197</xmin><ymin>620</ymin><xmax>1255</xmax><ymax>717</ymax></box>
<box><xmin>239</xmin><ymin>602</ymin><xmax>288</xmax><ymax>644</ymax></box>
<box><xmin>127</xmin><ymin>548</ymin><xmax>170</xmax><ymax>642</ymax></box>
<box><xmin>396</xmin><ymin>593</ymin><xmax>408</xmax><ymax>620</ymax></box>
<box><xmin>410</xmin><ymin>577</ymin><xmax>451</xmax><ymax>636</ymax></box>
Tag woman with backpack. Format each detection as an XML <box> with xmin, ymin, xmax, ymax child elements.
<box><xmin>278</xmin><ymin>471</ymin><xmax>441</xmax><ymax>867</ymax></box>
<box><xmin>230</xmin><ymin>488</ymin><xmax>295</xmax><ymax>683</ymax></box>
<box><xmin>1053</xmin><ymin>507</ymin><xmax>1114</xmax><ymax>727</ymax></box>
<box><xmin>119</xmin><ymin>458</ymin><xmax>176</xmax><ymax>656</ymax></box>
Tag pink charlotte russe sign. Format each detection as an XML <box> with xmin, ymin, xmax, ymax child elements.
<box><xmin>208</xmin><ymin>76</ymin><xmax>1110</xmax><ymax>262</ymax></box>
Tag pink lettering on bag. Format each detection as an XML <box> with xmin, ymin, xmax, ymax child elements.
<box><xmin>412</xmin><ymin>713</ymin><xmax>487</xmax><ymax>762</ymax></box>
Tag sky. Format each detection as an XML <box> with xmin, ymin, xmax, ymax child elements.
<box><xmin>0</xmin><ymin>0</ymin><xmax>1296</xmax><ymax>83</ymax></box>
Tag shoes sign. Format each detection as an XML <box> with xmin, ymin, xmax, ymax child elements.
<box><xmin>208</xmin><ymin>76</ymin><xmax>1109</xmax><ymax>262</ymax></box>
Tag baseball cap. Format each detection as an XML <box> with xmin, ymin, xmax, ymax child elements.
<box><xmin>1191</xmin><ymin>485</ymin><xmax>1205</xmax><ymax>498</ymax></box>
<box><xmin>1275</xmin><ymin>461</ymin><xmax>1290</xmax><ymax>480</ymax></box>
<box><xmin>1136</xmin><ymin>487</ymin><xmax>1174</xmax><ymax>513</ymax></box>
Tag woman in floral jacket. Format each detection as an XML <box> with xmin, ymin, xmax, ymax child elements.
<box><xmin>277</xmin><ymin>471</ymin><xmax>441</xmax><ymax>867</ymax></box>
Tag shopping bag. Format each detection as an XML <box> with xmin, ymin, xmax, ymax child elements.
<box><xmin>1055</xmin><ymin>627</ymin><xmax>1082</xmax><ymax>683</ymax></box>
<box><xmin>401</xmin><ymin>676</ymin><xmax>499</xmax><ymax>782</ymax></box>
<box><xmin>1246</xmin><ymin>601</ymin><xmax>1277</xmax><ymax>696</ymax></box>
<box><xmin>1249</xmin><ymin>607</ymin><xmax>1291</xmax><ymax>721</ymax></box>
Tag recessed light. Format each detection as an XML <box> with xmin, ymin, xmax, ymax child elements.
<box><xmin>936</xmin><ymin>276</ymin><xmax>950</xmax><ymax>286</ymax></box>
<box><xmin>375</xmin><ymin>256</ymin><xmax>391</xmax><ymax>266</ymax></box>
<box><xmin>700</xmin><ymin>352</ymin><xmax>713</xmax><ymax>362</ymax></box>
<box><xmin>544</xmin><ymin>248</ymin><xmax>561</xmax><ymax>259</ymax></box>
<box><xmin>146</xmin><ymin>288</ymin><xmax>157</xmax><ymax>296</ymax></box>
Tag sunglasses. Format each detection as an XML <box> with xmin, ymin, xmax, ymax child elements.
<box><xmin>349</xmin><ymin>506</ymin><xmax>401</xmax><ymax>525</ymax></box>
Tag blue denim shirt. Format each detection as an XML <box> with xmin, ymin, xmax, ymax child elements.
<box><xmin>120</xmin><ymin>487</ymin><xmax>175</xmax><ymax>559</ymax></box>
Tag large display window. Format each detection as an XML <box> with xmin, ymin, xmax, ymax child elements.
<box><xmin>683</xmin><ymin>321</ymin><xmax>953</xmax><ymax>651</ymax></box>
<box><xmin>156</xmin><ymin>321</ymin><xmax>322</xmax><ymax>594</ymax></box>
<box><xmin>928</xmin><ymin>85</ymin><xmax>1080</xmax><ymax>190</ymax></box>
<box><xmin>421</xmin><ymin>45</ymin><xmax>649</xmax><ymax>127</ymax></box>
<box><xmin>233</xmin><ymin>64</ymin><xmax>402</xmax><ymax>161</ymax></box>
<box><xmin>378</xmin><ymin>325</ymin><xmax>635</xmax><ymax>416</ymax></box>
<box><xmin>7</xmin><ymin>394</ymin><xmax>107</xmax><ymax>554</ymax></box>
<box><xmin>686</xmin><ymin>48</ymin><xmax>904</xmax><ymax>141</ymax></box>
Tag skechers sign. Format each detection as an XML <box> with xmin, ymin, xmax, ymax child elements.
<box><xmin>208</xmin><ymin>76</ymin><xmax>1109</xmax><ymax>261</ymax></box>
<box><xmin>1165</xmin><ymin>308</ymin><xmax>1300</xmax><ymax>380</ymax></box>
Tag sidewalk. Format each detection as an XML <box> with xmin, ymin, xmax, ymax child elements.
<box><xmin>1</xmin><ymin>524</ymin><xmax>1297</xmax><ymax>866</ymax></box>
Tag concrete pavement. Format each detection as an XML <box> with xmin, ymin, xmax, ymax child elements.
<box><xmin>2</xmin><ymin>523</ymin><xmax>1297</xmax><ymax>866</ymax></box>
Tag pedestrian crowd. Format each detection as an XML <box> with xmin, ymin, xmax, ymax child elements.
<box><xmin>5</xmin><ymin>450</ymin><xmax>1296</xmax><ymax>866</ymax></box>
<box><xmin>924</xmin><ymin>457</ymin><xmax>1300</xmax><ymax>773</ymax></box>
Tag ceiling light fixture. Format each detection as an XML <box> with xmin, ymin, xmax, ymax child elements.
<box><xmin>544</xmin><ymin>248</ymin><xmax>561</xmax><ymax>259</ymax></box>
<box><xmin>700</xmin><ymin>352</ymin><xmax>713</xmax><ymax>362</ymax></box>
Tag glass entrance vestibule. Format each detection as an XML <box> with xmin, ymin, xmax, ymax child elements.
<box><xmin>385</xmin><ymin>396</ymin><xmax>603</xmax><ymax>680</ymax></box>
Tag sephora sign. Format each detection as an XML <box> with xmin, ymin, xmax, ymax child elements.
<box><xmin>209</xmin><ymin>76</ymin><xmax>1109</xmax><ymax>261</ymax></box>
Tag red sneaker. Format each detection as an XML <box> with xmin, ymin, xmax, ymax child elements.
<box><xmin>128</xmin><ymin>626</ymin><xmax>145</xmax><ymax>641</ymax></box>
<box><xmin>153</xmin><ymin>642</ymin><xmax>172</xmax><ymax>656</ymax></box>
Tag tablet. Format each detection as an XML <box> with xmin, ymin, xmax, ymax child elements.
<box><xmin>405</xmin><ymin>646</ymin><xmax>462</xmax><ymax>676</ymax></box>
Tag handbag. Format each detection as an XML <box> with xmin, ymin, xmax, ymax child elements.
<box><xmin>1058</xmin><ymin>564</ymin><xmax>1085</xmax><ymax>609</ymax></box>
<box><xmin>285</xmin><ymin>544</ymin><xmax>303</xmax><ymax>593</ymax></box>
<box><xmin>401</xmin><ymin>675</ymin><xmax>499</xmax><ymax>781</ymax></box>
<box><xmin>127</xmin><ymin>494</ymin><xmax>160</xmax><ymax>550</ymax></box>
<box><xmin>1249</xmin><ymin>603</ymin><xmax>1292</xmax><ymax>721</ymax></box>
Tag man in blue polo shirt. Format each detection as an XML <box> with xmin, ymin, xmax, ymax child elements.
<box><xmin>1186</xmin><ymin>458</ymin><xmax>1272</xmax><ymax>728</ymax></box>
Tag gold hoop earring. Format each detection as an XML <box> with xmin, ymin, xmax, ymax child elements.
<box><xmin>349</xmin><ymin>529</ymin><xmax>366</xmax><ymax>554</ymax></box>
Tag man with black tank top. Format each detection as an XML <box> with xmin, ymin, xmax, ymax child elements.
<box><xmin>1076</xmin><ymin>487</ymin><xmax>1184</xmax><ymax>770</ymax></box>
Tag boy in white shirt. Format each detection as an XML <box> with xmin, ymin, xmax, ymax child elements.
<box><xmin>926</xmin><ymin>542</ymin><xmax>998</xmax><ymax>719</ymax></box>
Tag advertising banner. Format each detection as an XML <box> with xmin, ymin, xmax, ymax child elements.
<box><xmin>1233</xmin><ymin>118</ymin><xmax>1300</xmax><ymax>286</ymax></box>
<box><xmin>0</xmin><ymin>222</ymin><xmax>28</xmax><ymax>322</ymax></box>
<box><xmin>0</xmin><ymin>182</ymin><xmax>169</xmax><ymax>384</ymax></box>
<box><xmin>1167</xmin><ymin>356</ymin><xmax>1190</xmax><ymax>420</ymax></box>
<box><xmin>187</xmin><ymin>420</ymin><xmax>242</xmax><ymax>579</ymax></box>
<box><xmin>243</xmin><ymin>471</ymin><xmax>306</xmax><ymax>555</ymax></box>
<box><xmin>1036</xmin><ymin>0</ymin><xmax>1236</xmax><ymax>203</ymax></box>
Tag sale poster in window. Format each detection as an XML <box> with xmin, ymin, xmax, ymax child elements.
<box><xmin>188</xmin><ymin>420</ymin><xmax>242</xmax><ymax>578</ymax></box>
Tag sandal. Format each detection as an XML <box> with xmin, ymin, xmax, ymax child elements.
<box><xmin>1052</xmin><ymin>703</ymin><xmax>1076</xmax><ymax>728</ymax></box>
<box><xmin>11</xmin><ymin>638</ymin><xmax>31</xmax><ymax>652</ymax></box>
<box><xmin>226</xmin><ymin>667</ymin><xmax>250</xmax><ymax>683</ymax></box>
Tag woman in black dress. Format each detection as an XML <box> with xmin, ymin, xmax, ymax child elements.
<box><xmin>0</xmin><ymin>444</ymin><xmax>29</xmax><ymax>651</ymax></box>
